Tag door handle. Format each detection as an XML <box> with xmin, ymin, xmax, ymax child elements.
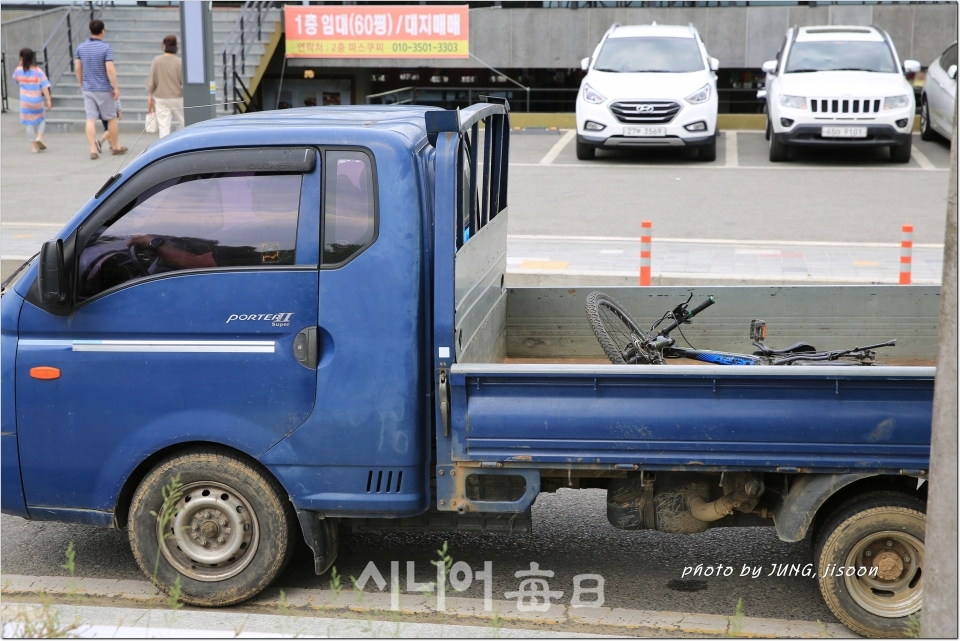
<box><xmin>438</xmin><ymin>369</ymin><xmax>450</xmax><ymax>437</ymax></box>
<box><xmin>293</xmin><ymin>327</ymin><xmax>319</xmax><ymax>369</ymax></box>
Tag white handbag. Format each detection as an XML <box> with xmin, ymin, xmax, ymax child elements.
<box><xmin>145</xmin><ymin>106</ymin><xmax>158</xmax><ymax>134</ymax></box>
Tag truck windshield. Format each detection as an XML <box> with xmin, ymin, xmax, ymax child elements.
<box><xmin>785</xmin><ymin>40</ymin><xmax>897</xmax><ymax>73</ymax></box>
<box><xmin>594</xmin><ymin>37</ymin><xmax>704</xmax><ymax>73</ymax></box>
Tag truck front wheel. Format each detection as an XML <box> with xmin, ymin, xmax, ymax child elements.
<box><xmin>815</xmin><ymin>493</ymin><xmax>925</xmax><ymax>638</ymax></box>
<box><xmin>128</xmin><ymin>447</ymin><xmax>296</xmax><ymax>606</ymax></box>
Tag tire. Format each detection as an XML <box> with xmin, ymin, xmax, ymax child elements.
<box><xmin>585</xmin><ymin>291</ymin><xmax>648</xmax><ymax>364</ymax></box>
<box><xmin>814</xmin><ymin>492</ymin><xmax>926</xmax><ymax>638</ymax></box>
<box><xmin>769</xmin><ymin>132</ymin><xmax>789</xmax><ymax>162</ymax></box>
<box><xmin>919</xmin><ymin>98</ymin><xmax>939</xmax><ymax>141</ymax></box>
<box><xmin>576</xmin><ymin>139</ymin><xmax>596</xmax><ymax>160</ymax></box>
<box><xmin>765</xmin><ymin>118</ymin><xmax>771</xmax><ymax>141</ymax></box>
<box><xmin>889</xmin><ymin>137</ymin><xmax>912</xmax><ymax>163</ymax></box>
<box><xmin>697</xmin><ymin>136</ymin><xmax>717</xmax><ymax>162</ymax></box>
<box><xmin>128</xmin><ymin>447</ymin><xmax>296</xmax><ymax>607</ymax></box>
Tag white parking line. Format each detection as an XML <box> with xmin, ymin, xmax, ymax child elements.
<box><xmin>1</xmin><ymin>222</ymin><xmax>66</xmax><ymax>228</ymax></box>
<box><xmin>538</xmin><ymin>129</ymin><xmax>577</xmax><ymax>165</ymax></box>
<box><xmin>509</xmin><ymin>234</ymin><xmax>945</xmax><ymax>249</ymax></box>
<box><xmin>911</xmin><ymin>146</ymin><xmax>936</xmax><ymax>170</ymax></box>
<box><xmin>512</xmin><ymin>162</ymin><xmax>946</xmax><ymax>171</ymax></box>
<box><xmin>725</xmin><ymin>130</ymin><xmax>738</xmax><ymax>167</ymax></box>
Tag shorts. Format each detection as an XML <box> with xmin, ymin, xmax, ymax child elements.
<box><xmin>83</xmin><ymin>90</ymin><xmax>117</xmax><ymax>121</ymax></box>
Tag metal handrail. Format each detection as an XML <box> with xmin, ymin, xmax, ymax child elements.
<box><xmin>38</xmin><ymin>1</ymin><xmax>104</xmax><ymax>90</ymax></box>
<box><xmin>232</xmin><ymin>70</ymin><xmax>258</xmax><ymax>114</ymax></box>
<box><xmin>220</xmin><ymin>1</ymin><xmax>277</xmax><ymax>113</ymax></box>
<box><xmin>1</xmin><ymin>53</ymin><xmax>8</xmax><ymax>112</ymax></box>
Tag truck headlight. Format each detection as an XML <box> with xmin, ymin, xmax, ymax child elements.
<box><xmin>883</xmin><ymin>95</ymin><xmax>910</xmax><ymax>110</ymax></box>
<box><xmin>582</xmin><ymin>83</ymin><xmax>606</xmax><ymax>104</ymax></box>
<box><xmin>685</xmin><ymin>84</ymin><xmax>711</xmax><ymax>104</ymax></box>
<box><xmin>779</xmin><ymin>95</ymin><xmax>807</xmax><ymax>109</ymax></box>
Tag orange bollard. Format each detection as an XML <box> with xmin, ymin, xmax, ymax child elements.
<box><xmin>899</xmin><ymin>224</ymin><xmax>913</xmax><ymax>285</ymax></box>
<box><xmin>640</xmin><ymin>220</ymin><xmax>652</xmax><ymax>286</ymax></box>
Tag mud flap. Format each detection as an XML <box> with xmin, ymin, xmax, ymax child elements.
<box><xmin>296</xmin><ymin>510</ymin><xmax>338</xmax><ymax>575</ymax></box>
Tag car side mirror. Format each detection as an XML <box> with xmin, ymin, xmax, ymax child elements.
<box><xmin>756</xmin><ymin>89</ymin><xmax>767</xmax><ymax>100</ymax></box>
<box><xmin>902</xmin><ymin>59</ymin><xmax>921</xmax><ymax>74</ymax></box>
<box><xmin>761</xmin><ymin>60</ymin><xmax>777</xmax><ymax>74</ymax></box>
<box><xmin>38</xmin><ymin>239</ymin><xmax>65</xmax><ymax>305</ymax></box>
<box><xmin>581</xmin><ymin>57</ymin><xmax>590</xmax><ymax>71</ymax></box>
<box><xmin>948</xmin><ymin>64</ymin><xmax>958</xmax><ymax>80</ymax></box>
<box><xmin>709</xmin><ymin>57</ymin><xmax>719</xmax><ymax>72</ymax></box>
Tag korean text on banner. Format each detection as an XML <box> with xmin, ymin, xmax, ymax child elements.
<box><xmin>285</xmin><ymin>5</ymin><xmax>469</xmax><ymax>59</ymax></box>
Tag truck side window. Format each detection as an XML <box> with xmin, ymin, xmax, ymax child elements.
<box><xmin>322</xmin><ymin>150</ymin><xmax>376</xmax><ymax>266</ymax></box>
<box><xmin>78</xmin><ymin>173</ymin><xmax>302</xmax><ymax>300</ymax></box>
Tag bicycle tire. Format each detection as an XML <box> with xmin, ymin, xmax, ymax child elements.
<box><xmin>586</xmin><ymin>291</ymin><xmax>648</xmax><ymax>364</ymax></box>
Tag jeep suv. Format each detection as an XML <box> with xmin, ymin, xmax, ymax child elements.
<box><xmin>762</xmin><ymin>25</ymin><xmax>920</xmax><ymax>163</ymax></box>
<box><xmin>576</xmin><ymin>23</ymin><xmax>719</xmax><ymax>161</ymax></box>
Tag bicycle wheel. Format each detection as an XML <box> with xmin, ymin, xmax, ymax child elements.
<box><xmin>586</xmin><ymin>292</ymin><xmax>648</xmax><ymax>364</ymax></box>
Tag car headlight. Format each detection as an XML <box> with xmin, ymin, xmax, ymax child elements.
<box><xmin>685</xmin><ymin>84</ymin><xmax>711</xmax><ymax>105</ymax></box>
<box><xmin>779</xmin><ymin>94</ymin><xmax>807</xmax><ymax>109</ymax></box>
<box><xmin>883</xmin><ymin>95</ymin><xmax>910</xmax><ymax>110</ymax></box>
<box><xmin>582</xmin><ymin>83</ymin><xmax>606</xmax><ymax>104</ymax></box>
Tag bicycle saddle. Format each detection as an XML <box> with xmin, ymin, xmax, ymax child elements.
<box><xmin>752</xmin><ymin>341</ymin><xmax>817</xmax><ymax>356</ymax></box>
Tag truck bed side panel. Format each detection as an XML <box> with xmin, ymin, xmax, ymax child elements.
<box><xmin>448</xmin><ymin>365</ymin><xmax>933</xmax><ymax>472</ymax></box>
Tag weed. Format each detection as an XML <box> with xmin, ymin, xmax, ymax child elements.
<box><xmin>166</xmin><ymin>576</ymin><xmax>183</xmax><ymax>612</ymax></box>
<box><xmin>723</xmin><ymin>597</ymin><xmax>744</xmax><ymax>638</ymax></box>
<box><xmin>816</xmin><ymin>620</ymin><xmax>836</xmax><ymax>638</ymax></box>
<box><xmin>905</xmin><ymin>612</ymin><xmax>922</xmax><ymax>638</ymax></box>
<box><xmin>430</xmin><ymin>541</ymin><xmax>453</xmax><ymax>612</ymax></box>
<box><xmin>61</xmin><ymin>543</ymin><xmax>76</xmax><ymax>577</ymax></box>
<box><xmin>149</xmin><ymin>474</ymin><xmax>183</xmax><ymax>583</ymax></box>
<box><xmin>489</xmin><ymin>603</ymin><xmax>504</xmax><ymax>638</ymax></box>
<box><xmin>329</xmin><ymin>566</ymin><xmax>342</xmax><ymax>602</ymax></box>
<box><xmin>278</xmin><ymin>589</ymin><xmax>290</xmax><ymax>617</ymax></box>
<box><xmin>2</xmin><ymin>597</ymin><xmax>81</xmax><ymax>638</ymax></box>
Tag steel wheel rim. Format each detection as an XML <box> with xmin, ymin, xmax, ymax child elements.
<box><xmin>158</xmin><ymin>481</ymin><xmax>260</xmax><ymax>582</ymax></box>
<box><xmin>844</xmin><ymin>530</ymin><xmax>923</xmax><ymax>618</ymax></box>
<box><xmin>596</xmin><ymin>301</ymin><xmax>644</xmax><ymax>363</ymax></box>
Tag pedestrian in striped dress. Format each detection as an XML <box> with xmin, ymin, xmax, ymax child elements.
<box><xmin>12</xmin><ymin>48</ymin><xmax>52</xmax><ymax>154</ymax></box>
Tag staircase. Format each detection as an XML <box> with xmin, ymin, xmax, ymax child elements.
<box><xmin>46</xmin><ymin>4</ymin><xmax>280</xmax><ymax>132</ymax></box>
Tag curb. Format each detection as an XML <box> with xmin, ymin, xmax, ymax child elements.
<box><xmin>1</xmin><ymin>574</ymin><xmax>856</xmax><ymax>638</ymax></box>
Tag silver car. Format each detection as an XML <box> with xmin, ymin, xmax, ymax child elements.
<box><xmin>920</xmin><ymin>41</ymin><xmax>957</xmax><ymax>140</ymax></box>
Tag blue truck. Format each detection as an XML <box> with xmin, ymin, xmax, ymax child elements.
<box><xmin>1</xmin><ymin>100</ymin><xmax>934</xmax><ymax>637</ymax></box>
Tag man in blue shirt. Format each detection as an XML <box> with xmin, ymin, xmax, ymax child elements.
<box><xmin>75</xmin><ymin>19</ymin><xmax>127</xmax><ymax>159</ymax></box>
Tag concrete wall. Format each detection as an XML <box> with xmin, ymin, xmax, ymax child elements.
<box><xmin>1</xmin><ymin>8</ymin><xmax>71</xmax><ymax>62</ymax></box>
<box><xmin>284</xmin><ymin>4</ymin><xmax>958</xmax><ymax>70</ymax></box>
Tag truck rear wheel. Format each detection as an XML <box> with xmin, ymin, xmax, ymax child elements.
<box><xmin>814</xmin><ymin>492</ymin><xmax>925</xmax><ymax>638</ymax></box>
<box><xmin>128</xmin><ymin>447</ymin><xmax>296</xmax><ymax>606</ymax></box>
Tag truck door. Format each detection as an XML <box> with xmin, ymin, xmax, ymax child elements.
<box><xmin>16</xmin><ymin>147</ymin><xmax>322</xmax><ymax>513</ymax></box>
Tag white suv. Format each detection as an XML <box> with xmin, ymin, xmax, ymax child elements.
<box><xmin>762</xmin><ymin>25</ymin><xmax>920</xmax><ymax>163</ymax></box>
<box><xmin>576</xmin><ymin>23</ymin><xmax>719</xmax><ymax>161</ymax></box>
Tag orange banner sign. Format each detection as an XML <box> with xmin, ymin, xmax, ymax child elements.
<box><xmin>285</xmin><ymin>5</ymin><xmax>469</xmax><ymax>59</ymax></box>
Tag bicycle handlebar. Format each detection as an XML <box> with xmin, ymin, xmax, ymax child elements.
<box><xmin>658</xmin><ymin>295</ymin><xmax>715</xmax><ymax>337</ymax></box>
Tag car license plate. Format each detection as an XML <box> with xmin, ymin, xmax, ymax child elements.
<box><xmin>624</xmin><ymin>126</ymin><xmax>667</xmax><ymax>137</ymax></box>
<box><xmin>821</xmin><ymin>126</ymin><xmax>867</xmax><ymax>138</ymax></box>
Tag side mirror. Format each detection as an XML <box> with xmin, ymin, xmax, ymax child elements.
<box><xmin>903</xmin><ymin>59</ymin><xmax>921</xmax><ymax>74</ymax></box>
<box><xmin>709</xmin><ymin>57</ymin><xmax>719</xmax><ymax>72</ymax></box>
<box><xmin>756</xmin><ymin>89</ymin><xmax>767</xmax><ymax>100</ymax></box>
<box><xmin>581</xmin><ymin>57</ymin><xmax>590</xmax><ymax>72</ymax></box>
<box><xmin>38</xmin><ymin>239</ymin><xmax>65</xmax><ymax>305</ymax></box>
<box><xmin>761</xmin><ymin>60</ymin><xmax>777</xmax><ymax>74</ymax></box>
<box><xmin>948</xmin><ymin>64</ymin><xmax>958</xmax><ymax>80</ymax></box>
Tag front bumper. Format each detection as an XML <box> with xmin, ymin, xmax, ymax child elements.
<box><xmin>774</xmin><ymin>124</ymin><xmax>911</xmax><ymax>147</ymax></box>
<box><xmin>578</xmin><ymin>133</ymin><xmax>715</xmax><ymax>148</ymax></box>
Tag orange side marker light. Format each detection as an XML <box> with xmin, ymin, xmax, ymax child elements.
<box><xmin>30</xmin><ymin>366</ymin><xmax>60</xmax><ymax>380</ymax></box>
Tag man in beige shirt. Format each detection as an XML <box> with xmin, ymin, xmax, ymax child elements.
<box><xmin>146</xmin><ymin>35</ymin><xmax>184</xmax><ymax>138</ymax></box>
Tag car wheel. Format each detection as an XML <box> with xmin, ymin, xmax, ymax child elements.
<box><xmin>696</xmin><ymin>136</ymin><xmax>717</xmax><ymax>162</ymax></box>
<box><xmin>128</xmin><ymin>447</ymin><xmax>297</xmax><ymax>606</ymax></box>
<box><xmin>765</xmin><ymin>119</ymin><xmax>771</xmax><ymax>141</ymax></box>
<box><xmin>815</xmin><ymin>492</ymin><xmax>925</xmax><ymax>638</ymax></box>
<box><xmin>768</xmin><ymin>132</ymin><xmax>788</xmax><ymax>162</ymax></box>
<box><xmin>889</xmin><ymin>137</ymin><xmax>912</xmax><ymax>163</ymax></box>
<box><xmin>576</xmin><ymin>140</ymin><xmax>596</xmax><ymax>161</ymax></box>
<box><xmin>919</xmin><ymin>98</ymin><xmax>938</xmax><ymax>141</ymax></box>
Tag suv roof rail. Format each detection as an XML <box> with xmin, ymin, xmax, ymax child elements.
<box><xmin>688</xmin><ymin>22</ymin><xmax>699</xmax><ymax>36</ymax></box>
<box><xmin>605</xmin><ymin>22</ymin><xmax>620</xmax><ymax>37</ymax></box>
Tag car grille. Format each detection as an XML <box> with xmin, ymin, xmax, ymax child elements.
<box><xmin>809</xmin><ymin>97</ymin><xmax>882</xmax><ymax>115</ymax></box>
<box><xmin>609</xmin><ymin>100</ymin><xmax>681</xmax><ymax>124</ymax></box>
